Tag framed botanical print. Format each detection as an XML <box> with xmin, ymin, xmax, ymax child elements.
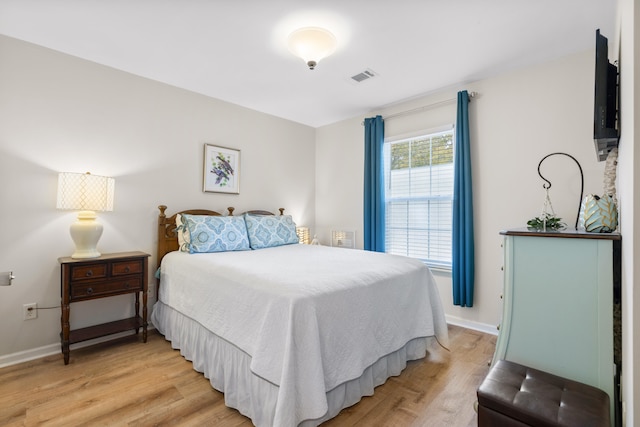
<box><xmin>203</xmin><ymin>144</ymin><xmax>240</xmax><ymax>194</ymax></box>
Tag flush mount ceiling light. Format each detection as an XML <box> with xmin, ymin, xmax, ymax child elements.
<box><xmin>287</xmin><ymin>27</ymin><xmax>337</xmax><ymax>70</ymax></box>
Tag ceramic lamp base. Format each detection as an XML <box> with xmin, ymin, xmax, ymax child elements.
<box><xmin>70</xmin><ymin>210</ymin><xmax>103</xmax><ymax>258</ymax></box>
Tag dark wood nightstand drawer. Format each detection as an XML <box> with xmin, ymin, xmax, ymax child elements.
<box><xmin>111</xmin><ymin>259</ymin><xmax>144</xmax><ymax>276</ymax></box>
<box><xmin>70</xmin><ymin>264</ymin><xmax>108</xmax><ymax>281</ymax></box>
<box><xmin>70</xmin><ymin>277</ymin><xmax>143</xmax><ymax>301</ymax></box>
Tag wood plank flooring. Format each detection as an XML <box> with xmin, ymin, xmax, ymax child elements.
<box><xmin>0</xmin><ymin>325</ymin><xmax>495</xmax><ymax>426</ymax></box>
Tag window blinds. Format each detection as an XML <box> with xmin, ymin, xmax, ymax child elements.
<box><xmin>384</xmin><ymin>129</ymin><xmax>454</xmax><ymax>268</ymax></box>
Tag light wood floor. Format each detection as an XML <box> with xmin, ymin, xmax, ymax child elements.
<box><xmin>0</xmin><ymin>325</ymin><xmax>495</xmax><ymax>426</ymax></box>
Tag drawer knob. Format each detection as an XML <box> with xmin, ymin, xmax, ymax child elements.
<box><xmin>124</xmin><ymin>266</ymin><xmax>130</xmax><ymax>273</ymax></box>
<box><xmin>86</xmin><ymin>287</ymin><xmax>94</xmax><ymax>295</ymax></box>
<box><xmin>85</xmin><ymin>270</ymin><xmax>93</xmax><ymax>277</ymax></box>
<box><xmin>124</xmin><ymin>282</ymin><xmax>130</xmax><ymax>289</ymax></box>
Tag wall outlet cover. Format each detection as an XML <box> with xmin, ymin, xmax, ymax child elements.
<box><xmin>23</xmin><ymin>303</ymin><xmax>37</xmax><ymax>320</ymax></box>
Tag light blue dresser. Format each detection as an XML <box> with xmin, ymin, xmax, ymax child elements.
<box><xmin>493</xmin><ymin>228</ymin><xmax>621</xmax><ymax>426</ymax></box>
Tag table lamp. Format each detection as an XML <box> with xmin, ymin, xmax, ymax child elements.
<box><xmin>296</xmin><ymin>226</ymin><xmax>310</xmax><ymax>244</ymax></box>
<box><xmin>57</xmin><ymin>172</ymin><xmax>115</xmax><ymax>258</ymax></box>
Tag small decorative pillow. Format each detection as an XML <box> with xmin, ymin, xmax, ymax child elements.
<box><xmin>244</xmin><ymin>214</ymin><xmax>299</xmax><ymax>249</ymax></box>
<box><xmin>182</xmin><ymin>214</ymin><xmax>250</xmax><ymax>253</ymax></box>
<box><xmin>175</xmin><ymin>214</ymin><xmax>190</xmax><ymax>252</ymax></box>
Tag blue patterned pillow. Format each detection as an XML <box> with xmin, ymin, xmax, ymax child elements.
<box><xmin>182</xmin><ymin>214</ymin><xmax>250</xmax><ymax>253</ymax></box>
<box><xmin>244</xmin><ymin>214</ymin><xmax>299</xmax><ymax>249</ymax></box>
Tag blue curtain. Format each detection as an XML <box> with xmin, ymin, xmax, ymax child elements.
<box><xmin>363</xmin><ymin>115</ymin><xmax>385</xmax><ymax>252</ymax></box>
<box><xmin>452</xmin><ymin>90</ymin><xmax>475</xmax><ymax>307</ymax></box>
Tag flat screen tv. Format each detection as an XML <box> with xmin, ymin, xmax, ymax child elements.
<box><xmin>594</xmin><ymin>29</ymin><xmax>619</xmax><ymax>162</ymax></box>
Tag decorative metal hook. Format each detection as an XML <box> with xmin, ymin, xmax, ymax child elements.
<box><xmin>537</xmin><ymin>152</ymin><xmax>584</xmax><ymax>229</ymax></box>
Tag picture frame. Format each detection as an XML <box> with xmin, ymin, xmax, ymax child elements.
<box><xmin>203</xmin><ymin>144</ymin><xmax>240</xmax><ymax>194</ymax></box>
<box><xmin>331</xmin><ymin>229</ymin><xmax>356</xmax><ymax>249</ymax></box>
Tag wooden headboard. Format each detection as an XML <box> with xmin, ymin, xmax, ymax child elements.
<box><xmin>156</xmin><ymin>204</ymin><xmax>285</xmax><ymax>266</ymax></box>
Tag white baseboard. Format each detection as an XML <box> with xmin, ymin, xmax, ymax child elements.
<box><xmin>0</xmin><ymin>342</ymin><xmax>61</xmax><ymax>369</ymax></box>
<box><xmin>0</xmin><ymin>328</ymin><xmax>155</xmax><ymax>369</ymax></box>
<box><xmin>446</xmin><ymin>315</ymin><xmax>498</xmax><ymax>336</ymax></box>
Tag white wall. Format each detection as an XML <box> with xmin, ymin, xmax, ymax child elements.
<box><xmin>617</xmin><ymin>0</ymin><xmax>639</xmax><ymax>424</ymax></box>
<box><xmin>0</xmin><ymin>35</ymin><xmax>316</xmax><ymax>360</ymax></box>
<box><xmin>315</xmin><ymin>120</ymin><xmax>365</xmax><ymax>247</ymax></box>
<box><xmin>316</xmin><ymin>50</ymin><xmax>607</xmax><ymax>333</ymax></box>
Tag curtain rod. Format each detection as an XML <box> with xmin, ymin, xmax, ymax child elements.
<box><xmin>362</xmin><ymin>91</ymin><xmax>477</xmax><ymax>125</ymax></box>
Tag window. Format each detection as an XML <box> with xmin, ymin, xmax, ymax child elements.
<box><xmin>384</xmin><ymin>128</ymin><xmax>454</xmax><ymax>269</ymax></box>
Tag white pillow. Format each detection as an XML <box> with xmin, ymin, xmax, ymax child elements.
<box><xmin>176</xmin><ymin>214</ymin><xmax>190</xmax><ymax>252</ymax></box>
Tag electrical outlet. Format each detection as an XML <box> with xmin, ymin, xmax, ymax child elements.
<box><xmin>23</xmin><ymin>303</ymin><xmax>37</xmax><ymax>320</ymax></box>
<box><xmin>147</xmin><ymin>284</ymin><xmax>155</xmax><ymax>298</ymax></box>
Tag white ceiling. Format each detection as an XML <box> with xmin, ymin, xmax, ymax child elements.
<box><xmin>0</xmin><ymin>0</ymin><xmax>617</xmax><ymax>128</ymax></box>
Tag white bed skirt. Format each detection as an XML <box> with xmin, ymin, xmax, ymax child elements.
<box><xmin>151</xmin><ymin>301</ymin><xmax>436</xmax><ymax>427</ymax></box>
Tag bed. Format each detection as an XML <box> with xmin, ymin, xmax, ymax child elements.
<box><xmin>151</xmin><ymin>205</ymin><xmax>449</xmax><ymax>426</ymax></box>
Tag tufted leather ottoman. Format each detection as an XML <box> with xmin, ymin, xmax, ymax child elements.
<box><xmin>477</xmin><ymin>360</ymin><xmax>610</xmax><ymax>427</ymax></box>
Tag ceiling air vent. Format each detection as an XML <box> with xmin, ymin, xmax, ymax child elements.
<box><xmin>350</xmin><ymin>68</ymin><xmax>378</xmax><ymax>83</ymax></box>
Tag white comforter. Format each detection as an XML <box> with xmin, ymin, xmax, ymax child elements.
<box><xmin>158</xmin><ymin>244</ymin><xmax>448</xmax><ymax>426</ymax></box>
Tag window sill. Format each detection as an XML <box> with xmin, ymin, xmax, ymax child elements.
<box><xmin>424</xmin><ymin>263</ymin><xmax>451</xmax><ymax>274</ymax></box>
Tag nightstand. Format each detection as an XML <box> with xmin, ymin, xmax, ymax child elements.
<box><xmin>58</xmin><ymin>251</ymin><xmax>150</xmax><ymax>364</ymax></box>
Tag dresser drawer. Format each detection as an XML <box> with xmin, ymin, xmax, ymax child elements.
<box><xmin>112</xmin><ymin>259</ymin><xmax>144</xmax><ymax>276</ymax></box>
<box><xmin>70</xmin><ymin>277</ymin><xmax>143</xmax><ymax>301</ymax></box>
<box><xmin>70</xmin><ymin>264</ymin><xmax>108</xmax><ymax>281</ymax></box>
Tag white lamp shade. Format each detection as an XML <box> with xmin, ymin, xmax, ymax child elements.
<box><xmin>296</xmin><ymin>226</ymin><xmax>310</xmax><ymax>245</ymax></box>
<box><xmin>287</xmin><ymin>27</ymin><xmax>337</xmax><ymax>69</ymax></box>
<box><xmin>57</xmin><ymin>172</ymin><xmax>115</xmax><ymax>211</ymax></box>
<box><xmin>57</xmin><ymin>172</ymin><xmax>115</xmax><ymax>258</ymax></box>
